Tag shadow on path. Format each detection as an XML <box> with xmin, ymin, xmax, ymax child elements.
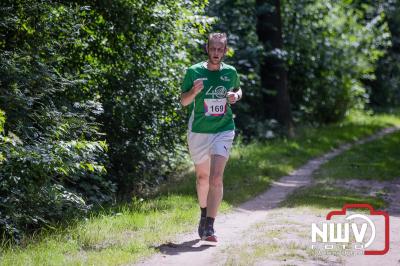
<box><xmin>153</xmin><ymin>239</ymin><xmax>216</xmax><ymax>255</ymax></box>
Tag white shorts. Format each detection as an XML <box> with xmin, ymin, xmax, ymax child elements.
<box><xmin>187</xmin><ymin>130</ymin><xmax>235</xmax><ymax>165</ymax></box>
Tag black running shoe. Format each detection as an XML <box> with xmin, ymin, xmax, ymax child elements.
<box><xmin>202</xmin><ymin>226</ymin><xmax>217</xmax><ymax>242</ymax></box>
<box><xmin>198</xmin><ymin>216</ymin><xmax>206</xmax><ymax>238</ymax></box>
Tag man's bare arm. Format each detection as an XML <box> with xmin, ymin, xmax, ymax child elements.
<box><xmin>181</xmin><ymin>90</ymin><xmax>198</xmax><ymax>106</ymax></box>
<box><xmin>180</xmin><ymin>79</ymin><xmax>204</xmax><ymax>106</ymax></box>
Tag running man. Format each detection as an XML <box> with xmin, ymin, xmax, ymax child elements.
<box><xmin>180</xmin><ymin>32</ymin><xmax>242</xmax><ymax>242</ymax></box>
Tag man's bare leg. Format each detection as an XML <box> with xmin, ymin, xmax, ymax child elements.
<box><xmin>207</xmin><ymin>154</ymin><xmax>227</xmax><ymax>218</ymax></box>
<box><xmin>195</xmin><ymin>159</ymin><xmax>210</xmax><ymax>238</ymax></box>
<box><xmin>195</xmin><ymin>158</ymin><xmax>210</xmax><ymax>208</ymax></box>
<box><xmin>201</xmin><ymin>154</ymin><xmax>227</xmax><ymax>241</ymax></box>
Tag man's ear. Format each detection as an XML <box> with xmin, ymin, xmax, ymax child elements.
<box><xmin>205</xmin><ymin>43</ymin><xmax>209</xmax><ymax>54</ymax></box>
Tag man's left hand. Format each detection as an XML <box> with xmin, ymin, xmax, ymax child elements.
<box><xmin>227</xmin><ymin>91</ymin><xmax>239</xmax><ymax>104</ymax></box>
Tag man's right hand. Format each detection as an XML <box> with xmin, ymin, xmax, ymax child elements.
<box><xmin>192</xmin><ymin>79</ymin><xmax>204</xmax><ymax>96</ymax></box>
<box><xmin>181</xmin><ymin>78</ymin><xmax>205</xmax><ymax>106</ymax></box>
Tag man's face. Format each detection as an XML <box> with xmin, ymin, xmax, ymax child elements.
<box><xmin>207</xmin><ymin>39</ymin><xmax>227</xmax><ymax>65</ymax></box>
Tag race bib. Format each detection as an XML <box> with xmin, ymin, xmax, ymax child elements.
<box><xmin>204</xmin><ymin>98</ymin><xmax>227</xmax><ymax>116</ymax></box>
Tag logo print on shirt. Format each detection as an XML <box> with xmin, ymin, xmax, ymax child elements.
<box><xmin>220</xmin><ymin>76</ymin><xmax>230</xmax><ymax>81</ymax></box>
<box><xmin>206</xmin><ymin>86</ymin><xmax>227</xmax><ymax>99</ymax></box>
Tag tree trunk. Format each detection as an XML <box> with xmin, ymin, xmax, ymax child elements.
<box><xmin>256</xmin><ymin>0</ymin><xmax>294</xmax><ymax>137</ymax></box>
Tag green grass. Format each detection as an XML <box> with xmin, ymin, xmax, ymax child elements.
<box><xmin>281</xmin><ymin>115</ymin><xmax>399</xmax><ymax>210</ymax></box>
<box><xmin>1</xmin><ymin>111</ymin><xmax>400</xmax><ymax>265</ymax></box>
<box><xmin>281</xmin><ymin>184</ymin><xmax>387</xmax><ymax>210</ymax></box>
<box><xmin>1</xmin><ymin>195</ymin><xmax>202</xmax><ymax>266</ymax></box>
<box><xmin>313</xmin><ymin>130</ymin><xmax>400</xmax><ymax>181</ymax></box>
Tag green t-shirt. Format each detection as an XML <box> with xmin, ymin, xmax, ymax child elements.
<box><xmin>181</xmin><ymin>61</ymin><xmax>240</xmax><ymax>133</ymax></box>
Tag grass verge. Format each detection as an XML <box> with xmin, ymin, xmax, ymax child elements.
<box><xmin>313</xmin><ymin>130</ymin><xmax>400</xmax><ymax>181</ymax></box>
<box><xmin>1</xmin><ymin>111</ymin><xmax>400</xmax><ymax>265</ymax></box>
<box><xmin>281</xmin><ymin>185</ymin><xmax>387</xmax><ymax>210</ymax></box>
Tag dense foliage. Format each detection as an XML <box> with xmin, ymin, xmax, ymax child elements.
<box><xmin>370</xmin><ymin>0</ymin><xmax>400</xmax><ymax>107</ymax></box>
<box><xmin>0</xmin><ymin>0</ymin><xmax>112</xmax><ymax>241</ymax></box>
<box><xmin>0</xmin><ymin>0</ymin><xmax>208</xmax><ymax>241</ymax></box>
<box><xmin>282</xmin><ymin>0</ymin><xmax>390</xmax><ymax>123</ymax></box>
<box><xmin>208</xmin><ymin>0</ymin><xmax>394</xmax><ymax>132</ymax></box>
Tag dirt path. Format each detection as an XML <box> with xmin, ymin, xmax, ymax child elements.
<box><xmin>135</xmin><ymin>127</ymin><xmax>400</xmax><ymax>266</ymax></box>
